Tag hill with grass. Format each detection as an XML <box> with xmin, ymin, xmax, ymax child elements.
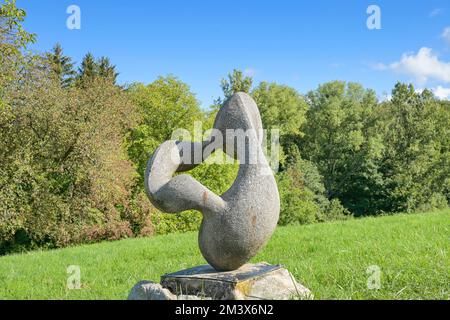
<box><xmin>0</xmin><ymin>210</ymin><xmax>448</xmax><ymax>300</ymax></box>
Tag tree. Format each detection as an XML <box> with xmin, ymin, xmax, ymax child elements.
<box><xmin>0</xmin><ymin>0</ymin><xmax>35</xmax><ymax>86</ymax></box>
<box><xmin>0</xmin><ymin>3</ymin><xmax>151</xmax><ymax>250</ymax></box>
<box><xmin>220</xmin><ymin>69</ymin><xmax>253</xmax><ymax>99</ymax></box>
<box><xmin>98</xmin><ymin>56</ymin><xmax>118</xmax><ymax>84</ymax></box>
<box><xmin>277</xmin><ymin>158</ymin><xmax>349</xmax><ymax>225</ymax></box>
<box><xmin>127</xmin><ymin>76</ymin><xmax>204</xmax><ymax>178</ymax></box>
<box><xmin>76</xmin><ymin>53</ymin><xmax>118</xmax><ymax>86</ymax></box>
<box><xmin>252</xmin><ymin>82</ymin><xmax>307</xmax><ymax>135</ymax></box>
<box><xmin>46</xmin><ymin>43</ymin><xmax>76</xmax><ymax>87</ymax></box>
<box><xmin>374</xmin><ymin>83</ymin><xmax>450</xmax><ymax>213</ymax></box>
<box><xmin>0</xmin><ymin>71</ymin><xmax>147</xmax><ymax>252</ymax></box>
<box><xmin>251</xmin><ymin>82</ymin><xmax>308</xmax><ymax>167</ymax></box>
<box><xmin>301</xmin><ymin>81</ymin><xmax>449</xmax><ymax>215</ymax></box>
<box><xmin>0</xmin><ymin>0</ymin><xmax>35</xmax><ymax>248</ymax></box>
<box><xmin>0</xmin><ymin>0</ymin><xmax>35</xmax><ymax>56</ymax></box>
<box><xmin>77</xmin><ymin>52</ymin><xmax>97</xmax><ymax>83</ymax></box>
<box><xmin>440</xmin><ymin>100</ymin><xmax>450</xmax><ymax>205</ymax></box>
<box><xmin>301</xmin><ymin>81</ymin><xmax>381</xmax><ymax>215</ymax></box>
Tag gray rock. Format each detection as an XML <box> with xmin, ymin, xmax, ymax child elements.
<box><xmin>129</xmin><ymin>263</ymin><xmax>312</xmax><ymax>300</ymax></box>
<box><xmin>128</xmin><ymin>281</ymin><xmax>212</xmax><ymax>300</ymax></box>
<box><xmin>145</xmin><ymin>93</ymin><xmax>280</xmax><ymax>271</ymax></box>
<box><xmin>128</xmin><ymin>281</ymin><xmax>175</xmax><ymax>300</ymax></box>
<box><xmin>246</xmin><ymin>268</ymin><xmax>313</xmax><ymax>300</ymax></box>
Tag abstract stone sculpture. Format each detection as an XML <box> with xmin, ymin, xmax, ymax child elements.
<box><xmin>145</xmin><ymin>92</ymin><xmax>280</xmax><ymax>271</ymax></box>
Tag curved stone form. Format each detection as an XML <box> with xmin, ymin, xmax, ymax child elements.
<box><xmin>145</xmin><ymin>92</ymin><xmax>280</xmax><ymax>271</ymax></box>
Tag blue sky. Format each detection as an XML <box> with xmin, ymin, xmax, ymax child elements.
<box><xmin>17</xmin><ymin>0</ymin><xmax>450</xmax><ymax>107</ymax></box>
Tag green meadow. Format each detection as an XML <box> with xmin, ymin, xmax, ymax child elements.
<box><xmin>0</xmin><ymin>210</ymin><xmax>448</xmax><ymax>300</ymax></box>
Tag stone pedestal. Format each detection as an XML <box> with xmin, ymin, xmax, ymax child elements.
<box><xmin>128</xmin><ymin>263</ymin><xmax>312</xmax><ymax>300</ymax></box>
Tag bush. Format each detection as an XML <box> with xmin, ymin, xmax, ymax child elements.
<box><xmin>277</xmin><ymin>171</ymin><xmax>320</xmax><ymax>225</ymax></box>
<box><xmin>0</xmin><ymin>62</ymin><xmax>145</xmax><ymax>252</ymax></box>
<box><xmin>80</xmin><ymin>220</ymin><xmax>133</xmax><ymax>243</ymax></box>
<box><xmin>415</xmin><ymin>193</ymin><xmax>449</xmax><ymax>213</ymax></box>
<box><xmin>277</xmin><ymin>159</ymin><xmax>349</xmax><ymax>226</ymax></box>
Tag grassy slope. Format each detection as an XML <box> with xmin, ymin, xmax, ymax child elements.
<box><xmin>0</xmin><ymin>210</ymin><xmax>448</xmax><ymax>300</ymax></box>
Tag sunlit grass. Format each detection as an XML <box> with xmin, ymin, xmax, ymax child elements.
<box><xmin>0</xmin><ymin>209</ymin><xmax>448</xmax><ymax>300</ymax></box>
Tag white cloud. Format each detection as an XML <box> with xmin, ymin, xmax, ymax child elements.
<box><xmin>429</xmin><ymin>8</ymin><xmax>443</xmax><ymax>17</ymax></box>
<box><xmin>377</xmin><ymin>47</ymin><xmax>450</xmax><ymax>84</ymax></box>
<box><xmin>371</xmin><ymin>62</ymin><xmax>387</xmax><ymax>71</ymax></box>
<box><xmin>442</xmin><ymin>27</ymin><xmax>450</xmax><ymax>45</ymax></box>
<box><xmin>416</xmin><ymin>86</ymin><xmax>450</xmax><ymax>100</ymax></box>
<box><xmin>433</xmin><ymin>86</ymin><xmax>450</xmax><ymax>100</ymax></box>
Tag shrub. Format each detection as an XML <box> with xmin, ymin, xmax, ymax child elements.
<box><xmin>151</xmin><ymin>211</ymin><xmax>202</xmax><ymax>235</ymax></box>
<box><xmin>277</xmin><ymin>171</ymin><xmax>320</xmax><ymax>225</ymax></box>
<box><xmin>415</xmin><ymin>193</ymin><xmax>449</xmax><ymax>213</ymax></box>
<box><xmin>80</xmin><ymin>220</ymin><xmax>133</xmax><ymax>243</ymax></box>
<box><xmin>277</xmin><ymin>159</ymin><xmax>349</xmax><ymax>226</ymax></box>
<box><xmin>0</xmin><ymin>63</ymin><xmax>143</xmax><ymax>252</ymax></box>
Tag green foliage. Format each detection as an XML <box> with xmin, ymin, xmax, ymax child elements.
<box><xmin>277</xmin><ymin>159</ymin><xmax>349</xmax><ymax>225</ymax></box>
<box><xmin>46</xmin><ymin>43</ymin><xmax>76</xmax><ymax>87</ymax></box>
<box><xmin>373</xmin><ymin>83</ymin><xmax>450</xmax><ymax>213</ymax></box>
<box><xmin>97</xmin><ymin>56</ymin><xmax>118</xmax><ymax>83</ymax></box>
<box><xmin>76</xmin><ymin>53</ymin><xmax>118</xmax><ymax>86</ymax></box>
<box><xmin>301</xmin><ymin>81</ymin><xmax>384</xmax><ymax>215</ymax></box>
<box><xmin>251</xmin><ymin>82</ymin><xmax>308</xmax><ymax>167</ymax></box>
<box><xmin>127</xmin><ymin>76</ymin><xmax>204</xmax><ymax>181</ymax></box>
<box><xmin>0</xmin><ymin>63</ymin><xmax>151</xmax><ymax>252</ymax></box>
<box><xmin>220</xmin><ymin>69</ymin><xmax>253</xmax><ymax>99</ymax></box>
<box><xmin>0</xmin><ymin>0</ymin><xmax>35</xmax><ymax>86</ymax></box>
<box><xmin>300</xmin><ymin>81</ymin><xmax>449</xmax><ymax>216</ymax></box>
<box><xmin>0</xmin><ymin>0</ymin><xmax>35</xmax><ymax>55</ymax></box>
<box><xmin>252</xmin><ymin>82</ymin><xmax>307</xmax><ymax>136</ymax></box>
<box><xmin>151</xmin><ymin>211</ymin><xmax>202</xmax><ymax>235</ymax></box>
<box><xmin>277</xmin><ymin>171</ymin><xmax>319</xmax><ymax>225</ymax></box>
<box><xmin>78</xmin><ymin>53</ymin><xmax>96</xmax><ymax>80</ymax></box>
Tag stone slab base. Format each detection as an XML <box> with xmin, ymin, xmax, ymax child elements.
<box><xmin>128</xmin><ymin>262</ymin><xmax>312</xmax><ymax>300</ymax></box>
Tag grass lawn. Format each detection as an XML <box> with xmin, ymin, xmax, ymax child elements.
<box><xmin>0</xmin><ymin>209</ymin><xmax>448</xmax><ymax>300</ymax></box>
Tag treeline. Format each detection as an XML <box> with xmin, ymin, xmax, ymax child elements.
<box><xmin>1</xmin><ymin>1</ymin><xmax>449</xmax><ymax>254</ymax></box>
